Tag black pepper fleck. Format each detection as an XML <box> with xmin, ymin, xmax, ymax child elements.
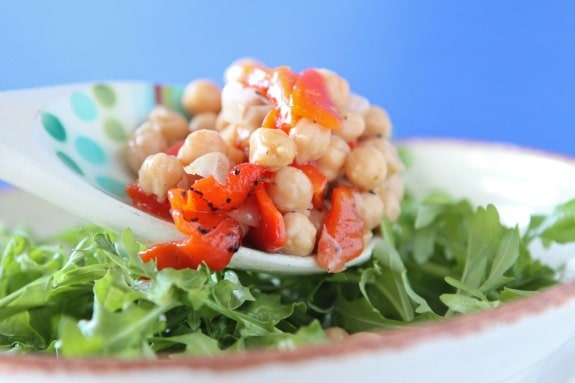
<box><xmin>228</xmin><ymin>243</ymin><xmax>240</xmax><ymax>253</ymax></box>
<box><xmin>197</xmin><ymin>226</ymin><xmax>211</xmax><ymax>234</ymax></box>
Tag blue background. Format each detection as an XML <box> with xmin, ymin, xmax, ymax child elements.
<box><xmin>0</xmin><ymin>1</ymin><xmax>574</xmax><ymax>190</ymax></box>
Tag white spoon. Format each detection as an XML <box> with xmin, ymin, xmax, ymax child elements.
<box><xmin>0</xmin><ymin>81</ymin><xmax>376</xmax><ymax>274</ymax></box>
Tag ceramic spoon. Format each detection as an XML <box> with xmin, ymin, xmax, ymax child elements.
<box><xmin>0</xmin><ymin>82</ymin><xmax>376</xmax><ymax>275</ymax></box>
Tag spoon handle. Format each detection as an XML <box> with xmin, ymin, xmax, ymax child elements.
<box><xmin>0</xmin><ymin>83</ymin><xmax>181</xmax><ymax>244</ymax></box>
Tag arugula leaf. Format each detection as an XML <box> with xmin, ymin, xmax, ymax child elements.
<box><xmin>523</xmin><ymin>199</ymin><xmax>575</xmax><ymax>247</ymax></box>
<box><xmin>0</xmin><ymin>190</ymin><xmax>573</xmax><ymax>358</ymax></box>
<box><xmin>362</xmin><ymin>241</ymin><xmax>414</xmax><ymax>322</ymax></box>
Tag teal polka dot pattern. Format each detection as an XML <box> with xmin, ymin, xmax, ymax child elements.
<box><xmin>38</xmin><ymin>82</ymin><xmax>186</xmax><ymax>201</ymax></box>
<box><xmin>96</xmin><ymin>176</ymin><xmax>128</xmax><ymax>198</ymax></box>
<box><xmin>75</xmin><ymin>136</ymin><xmax>106</xmax><ymax>165</ymax></box>
<box><xmin>56</xmin><ymin>151</ymin><xmax>84</xmax><ymax>175</ymax></box>
<box><xmin>41</xmin><ymin>113</ymin><xmax>66</xmax><ymax>142</ymax></box>
<box><xmin>71</xmin><ymin>92</ymin><xmax>98</xmax><ymax>121</ymax></box>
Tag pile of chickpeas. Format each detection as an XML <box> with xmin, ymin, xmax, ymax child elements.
<box><xmin>125</xmin><ymin>58</ymin><xmax>404</xmax><ymax>257</ymax></box>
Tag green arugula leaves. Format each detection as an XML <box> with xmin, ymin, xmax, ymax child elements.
<box><xmin>0</xmin><ymin>191</ymin><xmax>573</xmax><ymax>358</ymax></box>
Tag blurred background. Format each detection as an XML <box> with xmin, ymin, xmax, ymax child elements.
<box><xmin>0</xmin><ymin>0</ymin><xmax>574</xmax><ymax>180</ymax></box>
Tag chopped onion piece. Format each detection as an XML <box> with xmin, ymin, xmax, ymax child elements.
<box><xmin>226</xmin><ymin>197</ymin><xmax>260</xmax><ymax>227</ymax></box>
<box><xmin>184</xmin><ymin>152</ymin><xmax>230</xmax><ymax>185</ymax></box>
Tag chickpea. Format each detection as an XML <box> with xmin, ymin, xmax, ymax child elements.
<box><xmin>316</xmin><ymin>135</ymin><xmax>351</xmax><ymax>181</ymax></box>
<box><xmin>225</xmin><ymin>81</ymin><xmax>266</xmax><ymax>104</ymax></box>
<box><xmin>389</xmin><ymin>174</ymin><xmax>405</xmax><ymax>200</ymax></box>
<box><xmin>345</xmin><ymin>146</ymin><xmax>388</xmax><ymax>191</ymax></box>
<box><xmin>377</xmin><ymin>173</ymin><xmax>405</xmax><ymax>201</ymax></box>
<box><xmin>235</xmin><ymin>123</ymin><xmax>257</xmax><ymax>149</ymax></box>
<box><xmin>181</xmin><ymin>79</ymin><xmax>222</xmax><ymax>115</ymax></box>
<box><xmin>214</xmin><ymin>112</ymin><xmax>230</xmax><ymax>131</ymax></box>
<box><xmin>363</xmin><ymin>105</ymin><xmax>392</xmax><ymax>138</ymax></box>
<box><xmin>335</xmin><ymin>111</ymin><xmax>365</xmax><ymax>143</ymax></box>
<box><xmin>354</xmin><ymin>191</ymin><xmax>385</xmax><ymax>230</ymax></box>
<box><xmin>227</xmin><ymin>145</ymin><xmax>246</xmax><ymax>166</ymax></box>
<box><xmin>224</xmin><ymin>57</ymin><xmax>265</xmax><ymax>83</ymax></box>
<box><xmin>242</xmin><ymin>104</ymin><xmax>272</xmax><ymax>128</ymax></box>
<box><xmin>282</xmin><ymin>212</ymin><xmax>317</xmax><ymax>256</ymax></box>
<box><xmin>289</xmin><ymin>118</ymin><xmax>331</xmax><ymax>164</ymax></box>
<box><xmin>189</xmin><ymin>112</ymin><xmax>218</xmax><ymax>132</ymax></box>
<box><xmin>344</xmin><ymin>93</ymin><xmax>370</xmax><ymax>116</ymax></box>
<box><xmin>325</xmin><ymin>327</ymin><xmax>349</xmax><ymax>343</ymax></box>
<box><xmin>358</xmin><ymin>137</ymin><xmax>405</xmax><ymax>175</ymax></box>
<box><xmin>380</xmin><ymin>188</ymin><xmax>401</xmax><ymax>222</ymax></box>
<box><xmin>219</xmin><ymin>123</ymin><xmax>255</xmax><ymax>151</ymax></box>
<box><xmin>219</xmin><ymin>123</ymin><xmax>238</xmax><ymax>147</ymax></box>
<box><xmin>267</xmin><ymin>166</ymin><xmax>313</xmax><ymax>213</ymax></box>
<box><xmin>220</xmin><ymin>81</ymin><xmax>266</xmax><ymax>124</ymax></box>
<box><xmin>147</xmin><ymin>105</ymin><xmax>189</xmax><ymax>145</ymax></box>
<box><xmin>177</xmin><ymin>129</ymin><xmax>228</xmax><ymax>166</ymax></box>
<box><xmin>248</xmin><ymin>127</ymin><xmax>296</xmax><ymax>171</ymax></box>
<box><xmin>138</xmin><ymin>152</ymin><xmax>186</xmax><ymax>201</ymax></box>
<box><xmin>125</xmin><ymin>122</ymin><xmax>168</xmax><ymax>174</ymax></box>
<box><xmin>316</xmin><ymin>68</ymin><xmax>350</xmax><ymax>107</ymax></box>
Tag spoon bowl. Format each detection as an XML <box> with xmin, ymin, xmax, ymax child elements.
<box><xmin>0</xmin><ymin>82</ymin><xmax>375</xmax><ymax>274</ymax></box>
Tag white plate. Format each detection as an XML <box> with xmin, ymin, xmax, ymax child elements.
<box><xmin>2</xmin><ymin>137</ymin><xmax>575</xmax><ymax>383</ymax></box>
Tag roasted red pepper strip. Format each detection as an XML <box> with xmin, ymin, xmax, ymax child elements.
<box><xmin>141</xmin><ymin>188</ymin><xmax>243</xmax><ymax>271</ymax></box>
<box><xmin>190</xmin><ymin>163</ymin><xmax>266</xmax><ymax>211</ymax></box>
<box><xmin>168</xmin><ymin>189</ymin><xmax>226</xmax><ymax>234</ymax></box>
<box><xmin>125</xmin><ymin>182</ymin><xmax>172</xmax><ymax>221</ymax></box>
<box><xmin>246</xmin><ymin>183</ymin><xmax>286</xmax><ymax>253</ymax></box>
<box><xmin>291</xmin><ymin>68</ymin><xmax>342</xmax><ymax>130</ymax></box>
<box><xmin>168</xmin><ymin>188</ymin><xmax>212</xmax><ymax>213</ymax></box>
<box><xmin>239</xmin><ymin>66</ymin><xmax>341</xmax><ymax>131</ymax></box>
<box><xmin>140</xmin><ymin>216</ymin><xmax>242</xmax><ymax>271</ymax></box>
<box><xmin>267</xmin><ymin>66</ymin><xmax>299</xmax><ymax>129</ymax></box>
<box><xmin>261</xmin><ymin>108</ymin><xmax>279</xmax><ymax>129</ymax></box>
<box><xmin>241</xmin><ymin>66</ymin><xmax>299</xmax><ymax>130</ymax></box>
<box><xmin>293</xmin><ymin>163</ymin><xmax>328</xmax><ymax>209</ymax></box>
<box><xmin>316</xmin><ymin>185</ymin><xmax>364</xmax><ymax>272</ymax></box>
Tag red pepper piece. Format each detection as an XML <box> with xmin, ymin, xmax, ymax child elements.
<box><xmin>125</xmin><ymin>182</ymin><xmax>172</xmax><ymax>221</ymax></box>
<box><xmin>291</xmin><ymin>68</ymin><xmax>342</xmax><ymax>130</ymax></box>
<box><xmin>238</xmin><ymin>65</ymin><xmax>340</xmax><ymax>132</ymax></box>
<box><xmin>190</xmin><ymin>163</ymin><xmax>266</xmax><ymax>211</ymax></box>
<box><xmin>140</xmin><ymin>216</ymin><xmax>242</xmax><ymax>271</ymax></box>
<box><xmin>316</xmin><ymin>185</ymin><xmax>364</xmax><ymax>272</ymax></box>
<box><xmin>267</xmin><ymin>66</ymin><xmax>299</xmax><ymax>129</ymax></box>
<box><xmin>293</xmin><ymin>163</ymin><xmax>328</xmax><ymax>209</ymax></box>
<box><xmin>261</xmin><ymin>107</ymin><xmax>279</xmax><ymax>129</ymax></box>
<box><xmin>164</xmin><ymin>140</ymin><xmax>185</xmax><ymax>156</ymax></box>
<box><xmin>170</xmin><ymin>206</ymin><xmax>230</xmax><ymax>236</ymax></box>
<box><xmin>240</xmin><ymin>65</ymin><xmax>300</xmax><ymax>130</ymax></box>
<box><xmin>168</xmin><ymin>188</ymin><xmax>212</xmax><ymax>213</ymax></box>
<box><xmin>246</xmin><ymin>183</ymin><xmax>286</xmax><ymax>253</ymax></box>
